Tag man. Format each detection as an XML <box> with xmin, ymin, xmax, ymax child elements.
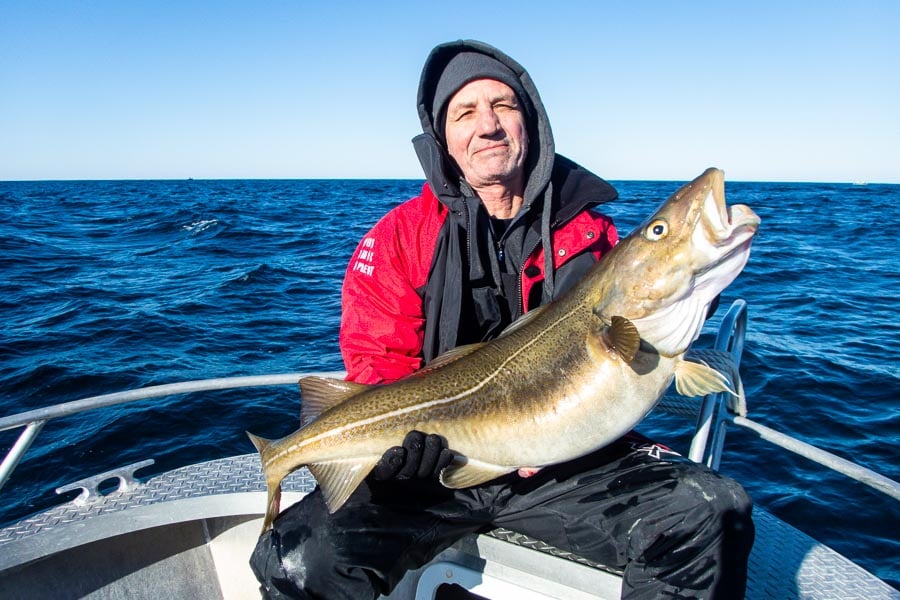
<box><xmin>251</xmin><ymin>39</ymin><xmax>754</xmax><ymax>599</ymax></box>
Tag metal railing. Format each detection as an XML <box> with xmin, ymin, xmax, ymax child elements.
<box><xmin>1</xmin><ymin>300</ymin><xmax>898</xmax><ymax>503</ymax></box>
<box><xmin>0</xmin><ymin>372</ymin><xmax>345</xmax><ymax>492</ymax></box>
<box><xmin>682</xmin><ymin>299</ymin><xmax>900</xmax><ymax>502</ymax></box>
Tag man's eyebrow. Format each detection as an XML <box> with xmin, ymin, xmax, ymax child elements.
<box><xmin>449</xmin><ymin>93</ymin><xmax>518</xmax><ymax>111</ymax></box>
<box><xmin>449</xmin><ymin>98</ymin><xmax>478</xmax><ymax>110</ymax></box>
<box><xmin>491</xmin><ymin>92</ymin><xmax>518</xmax><ymax>104</ymax></box>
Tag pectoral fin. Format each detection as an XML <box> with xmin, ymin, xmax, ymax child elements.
<box><xmin>587</xmin><ymin>315</ymin><xmax>641</xmax><ymax>363</ymax></box>
<box><xmin>308</xmin><ymin>456</ymin><xmax>381</xmax><ymax>513</ymax></box>
<box><xmin>439</xmin><ymin>456</ymin><xmax>513</xmax><ymax>488</ymax></box>
<box><xmin>674</xmin><ymin>360</ymin><xmax>737</xmax><ymax>397</ymax></box>
<box><xmin>604</xmin><ymin>315</ymin><xmax>640</xmax><ymax>362</ymax></box>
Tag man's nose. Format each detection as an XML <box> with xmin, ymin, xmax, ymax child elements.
<box><xmin>475</xmin><ymin>108</ymin><xmax>502</xmax><ymax>135</ymax></box>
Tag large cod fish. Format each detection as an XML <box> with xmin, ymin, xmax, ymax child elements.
<box><xmin>249</xmin><ymin>167</ymin><xmax>760</xmax><ymax>532</ymax></box>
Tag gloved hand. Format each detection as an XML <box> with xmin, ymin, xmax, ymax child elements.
<box><xmin>370</xmin><ymin>430</ymin><xmax>454</xmax><ymax>480</ymax></box>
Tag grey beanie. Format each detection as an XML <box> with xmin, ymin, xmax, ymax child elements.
<box><xmin>431</xmin><ymin>51</ymin><xmax>532</xmax><ymax>141</ymax></box>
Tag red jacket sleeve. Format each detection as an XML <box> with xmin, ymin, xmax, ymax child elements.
<box><xmin>339</xmin><ymin>185</ymin><xmax>446</xmax><ymax>384</ymax></box>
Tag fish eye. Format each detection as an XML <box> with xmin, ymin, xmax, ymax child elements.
<box><xmin>644</xmin><ymin>219</ymin><xmax>668</xmax><ymax>241</ymax></box>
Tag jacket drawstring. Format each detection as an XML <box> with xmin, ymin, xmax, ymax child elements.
<box><xmin>540</xmin><ymin>182</ymin><xmax>555</xmax><ymax>305</ymax></box>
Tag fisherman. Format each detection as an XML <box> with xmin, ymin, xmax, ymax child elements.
<box><xmin>251</xmin><ymin>39</ymin><xmax>755</xmax><ymax>599</ymax></box>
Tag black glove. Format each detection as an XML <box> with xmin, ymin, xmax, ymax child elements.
<box><xmin>370</xmin><ymin>430</ymin><xmax>454</xmax><ymax>481</ymax></box>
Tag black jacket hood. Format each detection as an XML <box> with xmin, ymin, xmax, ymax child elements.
<box><xmin>410</xmin><ymin>40</ymin><xmax>619</xmax><ymax>363</ymax></box>
<box><xmin>412</xmin><ymin>39</ymin><xmax>555</xmax><ymax>211</ymax></box>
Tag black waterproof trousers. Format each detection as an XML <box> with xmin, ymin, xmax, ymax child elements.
<box><xmin>250</xmin><ymin>434</ymin><xmax>754</xmax><ymax>599</ymax></box>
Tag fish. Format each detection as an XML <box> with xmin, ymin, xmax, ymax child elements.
<box><xmin>248</xmin><ymin>167</ymin><xmax>761</xmax><ymax>532</ymax></box>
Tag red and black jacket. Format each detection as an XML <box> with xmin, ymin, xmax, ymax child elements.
<box><xmin>340</xmin><ymin>158</ymin><xmax>618</xmax><ymax>384</ymax></box>
<box><xmin>340</xmin><ymin>40</ymin><xmax>619</xmax><ymax>384</ymax></box>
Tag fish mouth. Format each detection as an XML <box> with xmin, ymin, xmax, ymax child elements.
<box><xmin>694</xmin><ymin>171</ymin><xmax>760</xmax><ymax>283</ymax></box>
<box><xmin>701</xmin><ymin>169</ymin><xmax>761</xmax><ymax>250</ymax></box>
<box><xmin>637</xmin><ymin>169</ymin><xmax>760</xmax><ymax>357</ymax></box>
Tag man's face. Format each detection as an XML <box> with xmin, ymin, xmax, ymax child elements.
<box><xmin>444</xmin><ymin>79</ymin><xmax>529</xmax><ymax>190</ymax></box>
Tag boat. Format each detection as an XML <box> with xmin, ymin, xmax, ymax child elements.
<box><xmin>1</xmin><ymin>300</ymin><xmax>898</xmax><ymax>599</ymax></box>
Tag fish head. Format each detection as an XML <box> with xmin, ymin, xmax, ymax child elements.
<box><xmin>598</xmin><ymin>167</ymin><xmax>760</xmax><ymax>356</ymax></box>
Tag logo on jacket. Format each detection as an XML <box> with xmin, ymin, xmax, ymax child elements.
<box><xmin>352</xmin><ymin>237</ymin><xmax>376</xmax><ymax>276</ymax></box>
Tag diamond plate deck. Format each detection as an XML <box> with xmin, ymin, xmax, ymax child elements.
<box><xmin>1</xmin><ymin>454</ymin><xmax>896</xmax><ymax>598</ymax></box>
<box><xmin>0</xmin><ymin>454</ymin><xmax>313</xmax><ymax>547</ymax></box>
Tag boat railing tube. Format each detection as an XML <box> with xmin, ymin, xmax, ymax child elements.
<box><xmin>688</xmin><ymin>299</ymin><xmax>748</xmax><ymax>464</ymax></box>
<box><xmin>1</xmin><ymin>303</ymin><xmax>898</xmax><ymax>504</ymax></box>
<box><xmin>0</xmin><ymin>372</ymin><xmax>345</xmax><ymax>492</ymax></box>
<box><xmin>686</xmin><ymin>300</ymin><xmax>900</xmax><ymax>503</ymax></box>
<box><xmin>730</xmin><ymin>415</ymin><xmax>900</xmax><ymax>502</ymax></box>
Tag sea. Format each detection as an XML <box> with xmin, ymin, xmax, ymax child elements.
<box><xmin>1</xmin><ymin>177</ymin><xmax>898</xmax><ymax>588</ymax></box>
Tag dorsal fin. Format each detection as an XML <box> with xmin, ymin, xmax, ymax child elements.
<box><xmin>498</xmin><ymin>304</ymin><xmax>548</xmax><ymax>338</ymax></box>
<box><xmin>602</xmin><ymin>315</ymin><xmax>641</xmax><ymax>362</ymax></box>
<box><xmin>299</xmin><ymin>376</ymin><xmax>370</xmax><ymax>425</ymax></box>
<box><xmin>418</xmin><ymin>342</ymin><xmax>485</xmax><ymax>373</ymax></box>
<box><xmin>415</xmin><ymin>306</ymin><xmax>548</xmax><ymax>376</ymax></box>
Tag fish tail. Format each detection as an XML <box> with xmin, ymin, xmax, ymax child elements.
<box><xmin>261</xmin><ymin>480</ymin><xmax>282</xmax><ymax>533</ymax></box>
<box><xmin>247</xmin><ymin>431</ymin><xmax>284</xmax><ymax>533</ymax></box>
<box><xmin>247</xmin><ymin>430</ymin><xmax>273</xmax><ymax>455</ymax></box>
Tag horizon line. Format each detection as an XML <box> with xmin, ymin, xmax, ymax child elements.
<box><xmin>2</xmin><ymin>176</ymin><xmax>895</xmax><ymax>185</ymax></box>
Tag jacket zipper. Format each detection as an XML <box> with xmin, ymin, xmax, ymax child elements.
<box><xmin>517</xmin><ymin>236</ymin><xmax>541</xmax><ymax>316</ymax></box>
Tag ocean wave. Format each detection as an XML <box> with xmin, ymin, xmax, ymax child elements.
<box><xmin>182</xmin><ymin>218</ymin><xmax>219</xmax><ymax>234</ymax></box>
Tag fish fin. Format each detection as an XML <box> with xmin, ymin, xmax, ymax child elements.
<box><xmin>299</xmin><ymin>376</ymin><xmax>369</xmax><ymax>425</ymax></box>
<box><xmin>684</xmin><ymin>349</ymin><xmax>740</xmax><ymax>382</ymax></box>
<box><xmin>674</xmin><ymin>359</ymin><xmax>737</xmax><ymax>398</ymax></box>
<box><xmin>413</xmin><ymin>306</ymin><xmax>547</xmax><ymax>375</ymax></box>
<box><xmin>260</xmin><ymin>480</ymin><xmax>282</xmax><ymax>533</ymax></box>
<box><xmin>247</xmin><ymin>431</ymin><xmax>274</xmax><ymax>455</ymax></box>
<box><xmin>308</xmin><ymin>456</ymin><xmax>380</xmax><ymax>513</ymax></box>
<box><xmin>419</xmin><ymin>343</ymin><xmax>485</xmax><ymax>373</ymax></box>
<box><xmin>603</xmin><ymin>315</ymin><xmax>640</xmax><ymax>362</ymax></box>
<box><xmin>587</xmin><ymin>315</ymin><xmax>641</xmax><ymax>362</ymax></box>
<box><xmin>439</xmin><ymin>456</ymin><xmax>513</xmax><ymax>489</ymax></box>
<box><xmin>685</xmin><ymin>349</ymin><xmax>746</xmax><ymax>413</ymax></box>
<box><xmin>247</xmin><ymin>431</ymin><xmax>283</xmax><ymax>532</ymax></box>
<box><xmin>497</xmin><ymin>304</ymin><xmax>548</xmax><ymax>337</ymax></box>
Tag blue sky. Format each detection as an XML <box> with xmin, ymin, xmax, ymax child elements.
<box><xmin>2</xmin><ymin>1</ymin><xmax>898</xmax><ymax>183</ymax></box>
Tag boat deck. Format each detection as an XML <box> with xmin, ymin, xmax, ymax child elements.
<box><xmin>1</xmin><ymin>453</ymin><xmax>896</xmax><ymax>599</ymax></box>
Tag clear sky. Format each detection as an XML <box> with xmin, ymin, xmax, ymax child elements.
<box><xmin>2</xmin><ymin>1</ymin><xmax>898</xmax><ymax>183</ymax></box>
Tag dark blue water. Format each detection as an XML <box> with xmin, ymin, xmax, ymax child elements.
<box><xmin>1</xmin><ymin>178</ymin><xmax>898</xmax><ymax>587</ymax></box>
